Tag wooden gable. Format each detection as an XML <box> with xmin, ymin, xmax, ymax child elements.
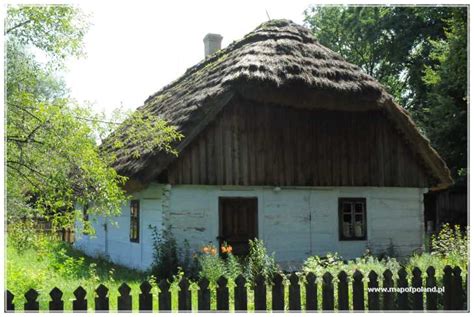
<box><xmin>165</xmin><ymin>99</ymin><xmax>431</xmax><ymax>187</ymax></box>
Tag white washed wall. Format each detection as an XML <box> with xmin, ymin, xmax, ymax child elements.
<box><xmin>74</xmin><ymin>184</ymin><xmax>164</xmax><ymax>271</ymax></box>
<box><xmin>75</xmin><ymin>183</ymin><xmax>426</xmax><ymax>271</ymax></box>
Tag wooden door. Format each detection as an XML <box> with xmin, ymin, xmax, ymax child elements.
<box><xmin>218</xmin><ymin>197</ymin><xmax>258</xmax><ymax>256</ymax></box>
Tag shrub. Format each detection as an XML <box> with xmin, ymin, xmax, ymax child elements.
<box><xmin>197</xmin><ymin>244</ymin><xmax>227</xmax><ymax>283</ymax></box>
<box><xmin>149</xmin><ymin>225</ymin><xmax>200</xmax><ymax>280</ymax></box>
<box><xmin>244</xmin><ymin>238</ymin><xmax>279</xmax><ymax>283</ymax></box>
<box><xmin>431</xmin><ymin>223</ymin><xmax>468</xmax><ymax>260</ymax></box>
<box><xmin>302</xmin><ymin>252</ymin><xmax>345</xmax><ymax>276</ymax></box>
<box><xmin>302</xmin><ymin>250</ymin><xmax>401</xmax><ymax>278</ymax></box>
<box><xmin>196</xmin><ymin>242</ymin><xmax>243</xmax><ymax>284</ymax></box>
<box><xmin>150</xmin><ymin>225</ymin><xmax>180</xmax><ymax>280</ymax></box>
<box><xmin>7</xmin><ymin>219</ymin><xmax>39</xmax><ymax>253</ymax></box>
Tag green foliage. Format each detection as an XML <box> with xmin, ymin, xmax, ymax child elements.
<box><xmin>420</xmin><ymin>9</ymin><xmax>467</xmax><ymax>180</ymax></box>
<box><xmin>197</xmin><ymin>243</ymin><xmax>243</xmax><ymax>284</ymax></box>
<box><xmin>244</xmin><ymin>238</ymin><xmax>279</xmax><ymax>283</ymax></box>
<box><xmin>5</xmin><ymin>5</ymin><xmax>182</xmax><ymax>230</ymax></box>
<box><xmin>6</xmin><ymin>5</ymin><xmax>88</xmax><ymax>61</ymax></box>
<box><xmin>150</xmin><ymin>225</ymin><xmax>180</xmax><ymax>280</ymax></box>
<box><xmin>6</xmin><ymin>219</ymin><xmax>38</xmax><ymax>253</ymax></box>
<box><xmin>6</xmin><ymin>235</ymin><xmax>148</xmax><ymax>311</ymax></box>
<box><xmin>197</xmin><ymin>245</ymin><xmax>227</xmax><ymax>283</ymax></box>
<box><xmin>302</xmin><ymin>251</ymin><xmax>401</xmax><ymax>279</ymax></box>
<box><xmin>431</xmin><ymin>224</ymin><xmax>468</xmax><ymax>264</ymax></box>
<box><xmin>304</xmin><ymin>6</ymin><xmax>467</xmax><ymax>179</ymax></box>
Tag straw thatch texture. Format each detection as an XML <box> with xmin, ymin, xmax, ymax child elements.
<box><xmin>102</xmin><ymin>19</ymin><xmax>452</xmax><ymax>189</ymax></box>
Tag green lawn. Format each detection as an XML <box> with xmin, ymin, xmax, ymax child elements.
<box><xmin>6</xmin><ymin>238</ymin><xmax>149</xmax><ymax>312</ymax></box>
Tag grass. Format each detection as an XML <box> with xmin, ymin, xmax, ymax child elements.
<box><xmin>6</xmin><ymin>237</ymin><xmax>148</xmax><ymax>312</ymax></box>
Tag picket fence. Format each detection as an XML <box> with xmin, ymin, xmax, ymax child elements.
<box><xmin>5</xmin><ymin>265</ymin><xmax>467</xmax><ymax>312</ymax></box>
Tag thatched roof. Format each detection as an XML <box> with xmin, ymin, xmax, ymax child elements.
<box><xmin>102</xmin><ymin>19</ymin><xmax>452</xmax><ymax>189</ymax></box>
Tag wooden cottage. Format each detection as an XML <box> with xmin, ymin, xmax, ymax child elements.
<box><xmin>74</xmin><ymin>20</ymin><xmax>452</xmax><ymax>270</ymax></box>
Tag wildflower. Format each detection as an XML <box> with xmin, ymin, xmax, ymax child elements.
<box><xmin>202</xmin><ymin>246</ymin><xmax>209</xmax><ymax>254</ymax></box>
<box><xmin>210</xmin><ymin>247</ymin><xmax>217</xmax><ymax>256</ymax></box>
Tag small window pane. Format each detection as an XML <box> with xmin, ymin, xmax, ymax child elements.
<box><xmin>339</xmin><ymin>198</ymin><xmax>366</xmax><ymax>240</ymax></box>
<box><xmin>130</xmin><ymin>200</ymin><xmax>140</xmax><ymax>243</ymax></box>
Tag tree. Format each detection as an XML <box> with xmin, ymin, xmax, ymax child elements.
<box><xmin>304</xmin><ymin>5</ymin><xmax>467</xmax><ymax>181</ymax></box>
<box><xmin>421</xmin><ymin>9</ymin><xmax>467</xmax><ymax>181</ymax></box>
<box><xmin>5</xmin><ymin>5</ymin><xmax>182</xmax><ymax>231</ymax></box>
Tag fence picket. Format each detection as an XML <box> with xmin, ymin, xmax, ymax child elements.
<box><xmin>139</xmin><ymin>281</ymin><xmax>153</xmax><ymax>312</ymax></box>
<box><xmin>442</xmin><ymin>265</ymin><xmax>452</xmax><ymax>310</ymax></box>
<box><xmin>49</xmin><ymin>287</ymin><xmax>64</xmax><ymax>311</ymax></box>
<box><xmin>216</xmin><ymin>276</ymin><xmax>229</xmax><ymax>311</ymax></box>
<box><xmin>254</xmin><ymin>275</ymin><xmax>267</xmax><ymax>311</ymax></box>
<box><xmin>412</xmin><ymin>267</ymin><xmax>423</xmax><ymax>310</ymax></box>
<box><xmin>178</xmin><ymin>278</ymin><xmax>192</xmax><ymax>311</ymax></box>
<box><xmin>73</xmin><ymin>286</ymin><xmax>87</xmax><ymax>311</ymax></box>
<box><xmin>337</xmin><ymin>271</ymin><xmax>348</xmax><ymax>311</ymax></box>
<box><xmin>305</xmin><ymin>272</ymin><xmax>317</xmax><ymax>311</ymax></box>
<box><xmin>271</xmin><ymin>274</ymin><xmax>284</xmax><ymax>311</ymax></box>
<box><xmin>352</xmin><ymin>270</ymin><xmax>364</xmax><ymax>311</ymax></box>
<box><xmin>198</xmin><ymin>278</ymin><xmax>211</xmax><ymax>311</ymax></box>
<box><xmin>158</xmin><ymin>279</ymin><xmax>171</xmax><ymax>312</ymax></box>
<box><xmin>322</xmin><ymin>272</ymin><xmax>334</xmax><ymax>311</ymax></box>
<box><xmin>289</xmin><ymin>272</ymin><xmax>301</xmax><ymax>311</ymax></box>
<box><xmin>118</xmin><ymin>283</ymin><xmax>132</xmax><ymax>312</ymax></box>
<box><xmin>368</xmin><ymin>271</ymin><xmax>379</xmax><ymax>311</ymax></box>
<box><xmin>234</xmin><ymin>275</ymin><xmax>247</xmax><ymax>312</ymax></box>
<box><xmin>6</xmin><ymin>290</ymin><xmax>15</xmax><ymax>312</ymax></box>
<box><xmin>397</xmin><ymin>268</ymin><xmax>409</xmax><ymax>310</ymax></box>
<box><xmin>382</xmin><ymin>270</ymin><xmax>394</xmax><ymax>310</ymax></box>
<box><xmin>95</xmin><ymin>284</ymin><xmax>109</xmax><ymax>312</ymax></box>
<box><xmin>24</xmin><ymin>288</ymin><xmax>39</xmax><ymax>311</ymax></box>
<box><xmin>452</xmin><ymin>266</ymin><xmax>463</xmax><ymax>310</ymax></box>
<box><xmin>426</xmin><ymin>266</ymin><xmax>438</xmax><ymax>311</ymax></box>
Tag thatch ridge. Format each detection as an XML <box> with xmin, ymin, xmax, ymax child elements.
<box><xmin>102</xmin><ymin>19</ymin><xmax>452</xmax><ymax>189</ymax></box>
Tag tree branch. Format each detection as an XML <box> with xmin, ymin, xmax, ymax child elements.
<box><xmin>5</xmin><ymin>19</ymin><xmax>32</xmax><ymax>34</ymax></box>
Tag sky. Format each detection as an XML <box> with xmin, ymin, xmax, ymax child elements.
<box><xmin>64</xmin><ymin>0</ymin><xmax>315</xmax><ymax>115</ymax></box>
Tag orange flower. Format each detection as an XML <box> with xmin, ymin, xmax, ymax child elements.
<box><xmin>221</xmin><ymin>246</ymin><xmax>227</xmax><ymax>253</ymax></box>
<box><xmin>210</xmin><ymin>248</ymin><xmax>217</xmax><ymax>256</ymax></box>
<box><xmin>202</xmin><ymin>246</ymin><xmax>209</xmax><ymax>254</ymax></box>
<box><xmin>227</xmin><ymin>245</ymin><xmax>233</xmax><ymax>253</ymax></box>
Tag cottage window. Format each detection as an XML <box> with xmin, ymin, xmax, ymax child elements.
<box><xmin>82</xmin><ymin>204</ymin><xmax>89</xmax><ymax>235</ymax></box>
<box><xmin>83</xmin><ymin>203</ymin><xmax>89</xmax><ymax>222</ymax></box>
<box><xmin>339</xmin><ymin>198</ymin><xmax>367</xmax><ymax>240</ymax></box>
<box><xmin>130</xmin><ymin>200</ymin><xmax>140</xmax><ymax>243</ymax></box>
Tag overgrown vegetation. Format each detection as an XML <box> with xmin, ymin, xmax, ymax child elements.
<box><xmin>149</xmin><ymin>225</ymin><xmax>199</xmax><ymax>280</ymax></box>
<box><xmin>6</xmin><ymin>5</ymin><xmax>182</xmax><ymax>234</ymax></box>
<box><xmin>302</xmin><ymin>224</ymin><xmax>468</xmax><ymax>280</ymax></box>
<box><xmin>6</xmin><ymin>227</ymin><xmax>148</xmax><ymax>311</ymax></box>
<box><xmin>6</xmin><ymin>223</ymin><xmax>468</xmax><ymax>311</ymax></box>
<box><xmin>150</xmin><ymin>229</ymin><xmax>280</xmax><ymax>285</ymax></box>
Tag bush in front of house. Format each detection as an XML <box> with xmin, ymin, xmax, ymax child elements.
<box><xmin>302</xmin><ymin>250</ymin><xmax>401</xmax><ymax>279</ymax></box>
<box><xmin>407</xmin><ymin>223</ymin><xmax>468</xmax><ymax>277</ymax></box>
<box><xmin>150</xmin><ymin>225</ymin><xmax>180</xmax><ymax>280</ymax></box>
<box><xmin>431</xmin><ymin>223</ymin><xmax>468</xmax><ymax>264</ymax></box>
<box><xmin>196</xmin><ymin>243</ymin><xmax>242</xmax><ymax>284</ymax></box>
<box><xmin>302</xmin><ymin>223</ymin><xmax>468</xmax><ymax>281</ymax></box>
<box><xmin>243</xmin><ymin>238</ymin><xmax>280</xmax><ymax>283</ymax></box>
<box><xmin>197</xmin><ymin>238</ymin><xmax>280</xmax><ymax>284</ymax></box>
<box><xmin>150</xmin><ymin>225</ymin><xmax>200</xmax><ymax>280</ymax></box>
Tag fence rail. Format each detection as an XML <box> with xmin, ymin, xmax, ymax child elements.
<box><xmin>5</xmin><ymin>265</ymin><xmax>467</xmax><ymax>312</ymax></box>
